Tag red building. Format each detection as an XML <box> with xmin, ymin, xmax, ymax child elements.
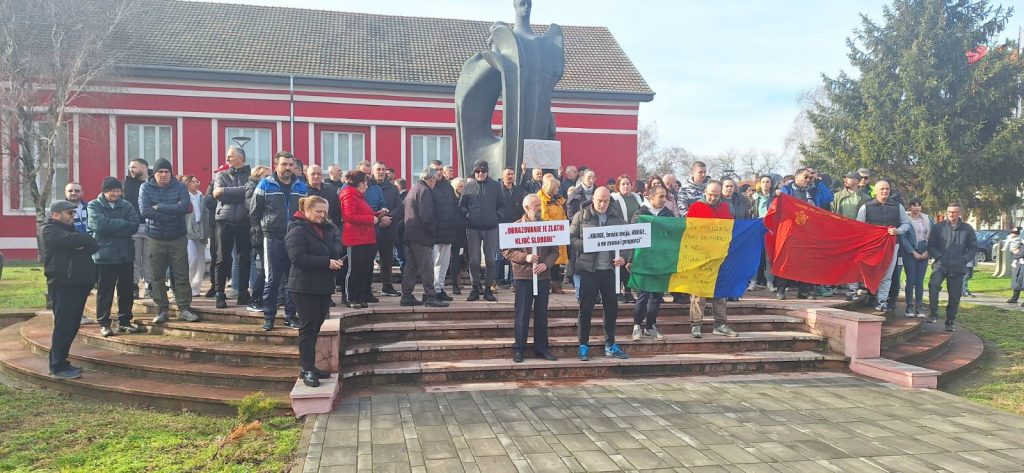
<box><xmin>1</xmin><ymin>0</ymin><xmax>653</xmax><ymax>258</ymax></box>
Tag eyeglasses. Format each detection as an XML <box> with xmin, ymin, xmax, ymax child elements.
<box><xmin>474</xmin><ymin>170</ymin><xmax>487</xmax><ymax>174</ymax></box>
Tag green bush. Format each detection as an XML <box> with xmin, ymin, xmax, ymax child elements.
<box><xmin>233</xmin><ymin>392</ymin><xmax>279</xmax><ymax>423</ymax></box>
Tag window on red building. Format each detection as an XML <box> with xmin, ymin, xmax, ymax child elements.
<box><xmin>321</xmin><ymin>131</ymin><xmax>365</xmax><ymax>171</ymax></box>
<box><xmin>126</xmin><ymin>124</ymin><xmax>172</xmax><ymax>166</ymax></box>
<box><xmin>410</xmin><ymin>134</ymin><xmax>452</xmax><ymax>173</ymax></box>
<box><xmin>9</xmin><ymin>122</ymin><xmax>69</xmax><ymax>211</ymax></box>
<box><xmin>225</xmin><ymin>127</ymin><xmax>272</xmax><ymax>168</ymax></box>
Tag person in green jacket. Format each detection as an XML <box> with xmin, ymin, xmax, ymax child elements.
<box><xmin>87</xmin><ymin>177</ymin><xmax>144</xmax><ymax>337</ymax></box>
<box><xmin>832</xmin><ymin>171</ymin><xmax>868</xmax><ymax>219</ymax></box>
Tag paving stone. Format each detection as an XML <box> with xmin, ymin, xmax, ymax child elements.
<box><xmin>955</xmin><ymin>450</ymin><xmax>1022</xmax><ymax>472</ymax></box>
<box><xmin>524</xmin><ymin>452</ymin><xmax>570</xmax><ymax>472</ymax></box>
<box><xmin>473</xmin><ymin>455</ymin><xmax>519</xmax><ymax>473</ymax></box>
<box><xmin>319</xmin><ymin>447</ymin><xmax>358</xmax><ymax>467</ymax></box>
<box><xmin>618</xmin><ymin>447</ymin><xmax>680</xmax><ymax>470</ymax></box>
<box><xmin>422</xmin><ymin>440</ymin><xmax>459</xmax><ymax>460</ymax></box>
<box><xmin>571</xmin><ymin>450</ymin><xmax>621</xmax><ymax>472</ymax></box>
<box><xmin>467</xmin><ymin>438</ymin><xmax>507</xmax><ymax>457</ymax></box>
<box><xmin>513</xmin><ymin>435</ymin><xmax>554</xmax><ymax>454</ymax></box>
<box><xmin>707</xmin><ymin>444</ymin><xmax>762</xmax><ymax>465</ymax></box>
<box><xmin>663</xmin><ymin>446</ymin><xmax>718</xmax><ymax>467</ymax></box>
<box><xmin>865</xmin><ymin>455</ymin><xmax>938</xmax><ymax>473</ymax></box>
<box><xmin>374</xmin><ymin>463</ymin><xmax>413</xmax><ymax>473</ymax></box>
<box><xmin>502</xmin><ymin>421</ymin><xmax>539</xmax><ymax>437</ymax></box>
<box><xmin>748</xmin><ymin>442</ymin><xmax>807</xmax><ymax>463</ymax></box>
<box><xmin>424</xmin><ymin>457</ymin><xmax>467</xmax><ymax>473</ymax></box>
<box><xmin>552</xmin><ymin>433</ymin><xmax>601</xmax><ymax>452</ymax></box>
<box><xmin>460</xmin><ymin>423</ymin><xmax>497</xmax><ymax>439</ymax></box>
<box><xmin>374</xmin><ymin>428</ymin><xmax>408</xmax><ymax>445</ymax></box>
<box><xmin>374</xmin><ymin>443</ymin><xmax>411</xmax><ymax>464</ymax></box>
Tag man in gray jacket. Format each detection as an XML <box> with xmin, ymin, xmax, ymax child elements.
<box><xmin>927</xmin><ymin>202</ymin><xmax>978</xmax><ymax>331</ymax></box>
<box><xmin>139</xmin><ymin>158</ymin><xmax>199</xmax><ymax>323</ymax></box>
<box><xmin>212</xmin><ymin>146</ymin><xmax>252</xmax><ymax>309</ymax></box>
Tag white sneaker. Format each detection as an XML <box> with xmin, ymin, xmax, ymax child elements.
<box><xmin>631</xmin><ymin>324</ymin><xmax>643</xmax><ymax>341</ymax></box>
<box><xmin>80</xmin><ymin>316</ymin><xmax>95</xmax><ymax>325</ymax></box>
<box><xmin>766</xmin><ymin>283</ymin><xmax>776</xmax><ymax>293</ymax></box>
<box><xmin>645</xmin><ymin>326</ymin><xmax>665</xmax><ymax>341</ymax></box>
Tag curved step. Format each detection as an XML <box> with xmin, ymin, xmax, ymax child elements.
<box><xmin>342</xmin><ymin>331</ymin><xmax>828</xmax><ymax>365</ymax></box>
<box><xmin>19</xmin><ymin>321</ymin><xmax>296</xmax><ymax>391</ymax></box>
<box><xmin>343</xmin><ymin>314</ymin><xmax>807</xmax><ymax>344</ymax></box>
<box><xmin>342</xmin><ymin>350</ymin><xmax>848</xmax><ymax>387</ymax></box>
<box><xmin>880</xmin><ymin>317</ymin><xmax>925</xmax><ymax>349</ymax></box>
<box><xmin>0</xmin><ymin>324</ymin><xmax>290</xmax><ymax>416</ymax></box>
<box><xmin>72</xmin><ymin>322</ymin><xmax>298</xmax><ymax>367</ymax></box>
<box><xmin>918</xmin><ymin>328</ymin><xmax>986</xmax><ymax>386</ymax></box>
<box><xmin>86</xmin><ymin>298</ymin><xmax>267</xmax><ymax>326</ymax></box>
<box><xmin>881</xmin><ymin>322</ymin><xmax>954</xmax><ymax>365</ymax></box>
<box><xmin>133</xmin><ymin>318</ymin><xmax>298</xmax><ymax>345</ymax></box>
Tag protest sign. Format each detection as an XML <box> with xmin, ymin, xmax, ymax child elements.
<box><xmin>582</xmin><ymin>223</ymin><xmax>652</xmax><ymax>293</ymax></box>
<box><xmin>499</xmin><ymin>220</ymin><xmax>570</xmax><ymax>295</ymax></box>
<box><xmin>523</xmin><ymin>139</ymin><xmax>561</xmax><ymax>169</ymax></box>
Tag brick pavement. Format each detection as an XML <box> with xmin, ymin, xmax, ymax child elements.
<box><xmin>297</xmin><ymin>373</ymin><xmax>1024</xmax><ymax>472</ymax></box>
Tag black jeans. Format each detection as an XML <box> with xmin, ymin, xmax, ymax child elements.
<box><xmin>513</xmin><ymin>278</ymin><xmax>550</xmax><ymax>354</ymax></box>
<box><xmin>376</xmin><ymin>233</ymin><xmax>397</xmax><ymax>289</ymax></box>
<box><xmin>49</xmin><ymin>284</ymin><xmax>90</xmax><ymax>373</ymax></box>
<box><xmin>577</xmin><ymin>269</ymin><xmax>619</xmax><ymax>347</ymax></box>
<box><xmin>633</xmin><ymin>291</ymin><xmax>663</xmax><ymax>330</ymax></box>
<box><xmin>95</xmin><ymin>262</ymin><xmax>135</xmax><ymax>327</ymax></box>
<box><xmin>216</xmin><ymin>223</ymin><xmax>251</xmax><ymax>294</ymax></box>
<box><xmin>929</xmin><ymin>268</ymin><xmax>964</xmax><ymax>325</ymax></box>
<box><xmin>292</xmin><ymin>292</ymin><xmax>330</xmax><ymax>373</ymax></box>
<box><xmin>346</xmin><ymin>244</ymin><xmax>376</xmax><ymax>304</ymax></box>
<box><xmin>402</xmin><ymin>242</ymin><xmax>436</xmax><ymax>297</ymax></box>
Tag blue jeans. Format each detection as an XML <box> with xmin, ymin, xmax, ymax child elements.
<box><xmin>903</xmin><ymin>256</ymin><xmax>927</xmax><ymax>309</ymax></box>
<box><xmin>262</xmin><ymin>237</ymin><xmax>294</xmax><ymax>321</ymax></box>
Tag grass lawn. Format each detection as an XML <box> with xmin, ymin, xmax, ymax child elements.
<box><xmin>0</xmin><ymin>385</ymin><xmax>300</xmax><ymax>472</ymax></box>
<box><xmin>920</xmin><ymin>262</ymin><xmax>1014</xmax><ymax>299</ymax></box>
<box><xmin>0</xmin><ymin>261</ymin><xmax>48</xmax><ymax>310</ymax></box>
<box><xmin>947</xmin><ymin>304</ymin><xmax>1024</xmax><ymax>416</ymax></box>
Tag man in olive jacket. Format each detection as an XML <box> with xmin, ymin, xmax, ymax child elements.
<box><xmin>88</xmin><ymin>177</ymin><xmax>144</xmax><ymax>337</ymax></box>
<box><xmin>502</xmin><ymin>194</ymin><xmax>559</xmax><ymax>363</ymax></box>
<box><xmin>42</xmin><ymin>200</ymin><xmax>100</xmax><ymax>380</ymax></box>
<box><xmin>927</xmin><ymin>202</ymin><xmax>978</xmax><ymax>331</ymax></box>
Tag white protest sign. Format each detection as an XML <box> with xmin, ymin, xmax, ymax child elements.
<box><xmin>499</xmin><ymin>220</ymin><xmax>570</xmax><ymax>296</ymax></box>
<box><xmin>582</xmin><ymin>223</ymin><xmax>652</xmax><ymax>253</ymax></box>
<box><xmin>499</xmin><ymin>220</ymin><xmax>570</xmax><ymax>249</ymax></box>
<box><xmin>522</xmin><ymin>139</ymin><xmax>561</xmax><ymax>169</ymax></box>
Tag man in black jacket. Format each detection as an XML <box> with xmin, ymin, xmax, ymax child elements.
<box><xmin>927</xmin><ymin>202</ymin><xmax>978</xmax><ymax>331</ymax></box>
<box><xmin>401</xmin><ymin>167</ymin><xmax>448</xmax><ymax>308</ymax></box>
<box><xmin>430</xmin><ymin>160</ymin><xmax>460</xmax><ymax>299</ymax></box>
<box><xmin>42</xmin><ymin>200</ymin><xmax>99</xmax><ymax>380</ymax></box>
<box><xmin>373</xmin><ymin>161</ymin><xmax>404</xmax><ymax>296</ymax></box>
<box><xmin>460</xmin><ymin>159</ymin><xmax>504</xmax><ymax>301</ymax></box>
<box><xmin>496</xmin><ymin>166</ymin><xmax>527</xmax><ymax>287</ymax></box>
<box><xmin>212</xmin><ymin>146</ymin><xmax>253</xmax><ymax>308</ymax></box>
<box><xmin>124</xmin><ymin>158</ymin><xmax>151</xmax><ymax>297</ymax></box>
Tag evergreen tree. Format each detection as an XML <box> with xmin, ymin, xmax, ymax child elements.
<box><xmin>802</xmin><ymin>0</ymin><xmax>1024</xmax><ymax>219</ymax></box>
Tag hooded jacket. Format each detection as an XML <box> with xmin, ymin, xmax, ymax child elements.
<box><xmin>139</xmin><ymin>176</ymin><xmax>191</xmax><ymax>241</ymax></box>
<box><xmin>566</xmin><ymin>183</ymin><xmax>595</xmax><ymax>222</ymax></box>
<box><xmin>687</xmin><ymin>198</ymin><xmax>734</xmax><ymax>219</ymax></box>
<box><xmin>339</xmin><ymin>184</ymin><xmax>377</xmax><ymax>247</ymax></box>
<box><xmin>460</xmin><ymin>177</ymin><xmax>503</xmax><ymax>230</ymax></box>
<box><xmin>87</xmin><ymin>194</ymin><xmax>141</xmax><ymax>264</ymax></box>
<box><xmin>634</xmin><ymin>201</ymin><xmax>675</xmax><ymax>221</ymax></box>
<box><xmin>285</xmin><ymin>212</ymin><xmax>342</xmax><ymax>295</ymax></box>
<box><xmin>250</xmin><ymin>172</ymin><xmax>309</xmax><ymax>240</ymax></box>
<box><xmin>213</xmin><ymin>164</ymin><xmax>252</xmax><ymax>224</ymax></box>
<box><xmin>403</xmin><ymin>179</ymin><xmax>436</xmax><ymax>246</ymax></box>
<box><xmin>570</xmin><ymin>200</ymin><xmax>630</xmax><ymax>274</ymax></box>
<box><xmin>245</xmin><ymin>175</ymin><xmax>265</xmax><ymax>249</ymax></box>
<box><xmin>42</xmin><ymin>219</ymin><xmax>99</xmax><ymax>287</ymax></box>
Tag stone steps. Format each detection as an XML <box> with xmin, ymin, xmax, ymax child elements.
<box><xmin>0</xmin><ymin>322</ymin><xmax>291</xmax><ymax>416</ymax></box>
<box><xmin>880</xmin><ymin>317</ymin><xmax>925</xmax><ymax>349</ymax></box>
<box><xmin>879</xmin><ymin>316</ymin><xmax>986</xmax><ymax>386</ymax></box>
<box><xmin>881</xmin><ymin>322</ymin><xmax>954</xmax><ymax>365</ymax></box>
<box><xmin>133</xmin><ymin>318</ymin><xmax>298</xmax><ymax>345</ymax></box>
<box><xmin>919</xmin><ymin>328</ymin><xmax>986</xmax><ymax>386</ymax></box>
<box><xmin>341</xmin><ymin>351</ymin><xmax>848</xmax><ymax>388</ymax></box>
<box><xmin>342</xmin><ymin>331</ymin><xmax>828</xmax><ymax>365</ymax></box>
<box><xmin>19</xmin><ymin>321</ymin><xmax>295</xmax><ymax>391</ymax></box>
<box><xmin>342</xmin><ymin>314</ymin><xmax>806</xmax><ymax>344</ymax></box>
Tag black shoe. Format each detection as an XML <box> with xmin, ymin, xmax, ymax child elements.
<box><xmin>236</xmin><ymin>292</ymin><xmax>250</xmax><ymax>306</ymax></box>
<box><xmin>436</xmin><ymin>291</ymin><xmax>453</xmax><ymax>302</ymax></box>
<box><xmin>311</xmin><ymin>367</ymin><xmax>331</xmax><ymax>379</ymax></box>
<box><xmin>796</xmin><ymin>293</ymin><xmax>810</xmax><ymax>299</ymax></box>
<box><xmin>452</xmin><ymin>285</ymin><xmax>462</xmax><ymax>295</ymax></box>
<box><xmin>215</xmin><ymin>292</ymin><xmax>228</xmax><ymax>309</ymax></box>
<box><xmin>616</xmin><ymin>294</ymin><xmax>627</xmax><ymax>303</ymax></box>
<box><xmin>348</xmin><ymin>302</ymin><xmax>364</xmax><ymax>309</ymax></box>
<box><xmin>513</xmin><ymin>352</ymin><xmax>524</xmax><ymax>363</ymax></box>
<box><xmin>467</xmin><ymin>286</ymin><xmax>480</xmax><ymax>302</ymax></box>
<box><xmin>152</xmin><ymin>311</ymin><xmax>169</xmax><ymax>324</ymax></box>
<box><xmin>424</xmin><ymin>297</ymin><xmax>449</xmax><ymax>308</ymax></box>
<box><xmin>143</xmin><ymin>286</ymin><xmax>152</xmax><ymax>299</ymax></box>
<box><xmin>381</xmin><ymin>286</ymin><xmax>400</xmax><ymax>297</ymax></box>
<box><xmin>262</xmin><ymin>320</ymin><xmax>274</xmax><ymax>331</ymax></box>
<box><xmin>366</xmin><ymin>294</ymin><xmax>380</xmax><ymax>303</ymax></box>
<box><xmin>204</xmin><ymin>288</ymin><xmax>217</xmax><ymax>298</ymax></box>
<box><xmin>100</xmin><ymin>326</ymin><xmax>114</xmax><ymax>337</ymax></box>
<box><xmin>118</xmin><ymin>322</ymin><xmax>144</xmax><ymax>334</ymax></box>
<box><xmin>1007</xmin><ymin>298</ymin><xmax>1019</xmax><ymax>304</ymax></box>
<box><xmin>483</xmin><ymin>288</ymin><xmax>496</xmax><ymax>302</ymax></box>
<box><xmin>246</xmin><ymin>302</ymin><xmax>265</xmax><ymax>313</ymax></box>
<box><xmin>623</xmin><ymin>292</ymin><xmax>636</xmax><ymax>303</ymax></box>
<box><xmin>283</xmin><ymin>315</ymin><xmax>300</xmax><ymax>329</ymax></box>
<box><xmin>301</xmin><ymin>370</ymin><xmax>320</xmax><ymax>387</ymax></box>
<box><xmin>329</xmin><ymin>299</ymin><xmax>337</xmax><ymax>307</ymax></box>
<box><xmin>536</xmin><ymin>352</ymin><xmax>558</xmax><ymax>361</ymax></box>
<box><xmin>400</xmin><ymin>294</ymin><xmax>422</xmax><ymax>306</ymax></box>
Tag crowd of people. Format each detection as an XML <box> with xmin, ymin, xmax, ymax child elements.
<box><xmin>40</xmin><ymin>149</ymin><xmax>981</xmax><ymax>387</ymax></box>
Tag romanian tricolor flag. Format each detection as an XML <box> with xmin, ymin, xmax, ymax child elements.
<box><xmin>627</xmin><ymin>215</ymin><xmax>766</xmax><ymax>298</ymax></box>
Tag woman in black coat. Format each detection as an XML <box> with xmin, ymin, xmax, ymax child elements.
<box><xmin>286</xmin><ymin>195</ymin><xmax>344</xmax><ymax>387</ymax></box>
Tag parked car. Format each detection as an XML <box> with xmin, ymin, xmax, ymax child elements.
<box><xmin>976</xmin><ymin>229</ymin><xmax>1011</xmax><ymax>262</ymax></box>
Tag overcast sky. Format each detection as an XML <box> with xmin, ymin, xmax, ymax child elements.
<box><xmin>209</xmin><ymin>0</ymin><xmax>1024</xmax><ymax>156</ymax></box>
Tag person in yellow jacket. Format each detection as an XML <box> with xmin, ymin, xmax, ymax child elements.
<box><xmin>538</xmin><ymin>175</ymin><xmax>569</xmax><ymax>293</ymax></box>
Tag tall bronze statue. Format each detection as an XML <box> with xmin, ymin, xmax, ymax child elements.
<box><xmin>455</xmin><ymin>0</ymin><xmax>565</xmax><ymax>176</ymax></box>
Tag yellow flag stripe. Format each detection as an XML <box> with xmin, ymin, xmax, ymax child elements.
<box><xmin>667</xmin><ymin>218</ymin><xmax>734</xmax><ymax>297</ymax></box>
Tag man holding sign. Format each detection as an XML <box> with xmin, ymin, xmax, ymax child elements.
<box><xmin>501</xmin><ymin>195</ymin><xmax>560</xmax><ymax>363</ymax></box>
<box><xmin>571</xmin><ymin>187</ymin><xmax>630</xmax><ymax>361</ymax></box>
<box><xmin>686</xmin><ymin>181</ymin><xmax>739</xmax><ymax>338</ymax></box>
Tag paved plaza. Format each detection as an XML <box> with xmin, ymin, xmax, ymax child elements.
<box><xmin>298</xmin><ymin>373</ymin><xmax>1024</xmax><ymax>472</ymax></box>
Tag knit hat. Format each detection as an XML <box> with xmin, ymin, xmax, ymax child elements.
<box><xmin>101</xmin><ymin>176</ymin><xmax>122</xmax><ymax>192</ymax></box>
<box><xmin>472</xmin><ymin>159</ymin><xmax>488</xmax><ymax>172</ymax></box>
<box><xmin>154</xmin><ymin>158</ymin><xmax>173</xmax><ymax>173</ymax></box>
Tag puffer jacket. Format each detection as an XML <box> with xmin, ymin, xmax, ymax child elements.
<box><xmin>87</xmin><ymin>194</ymin><xmax>140</xmax><ymax>264</ymax></box>
<box><xmin>538</xmin><ymin>189</ymin><xmax>569</xmax><ymax>265</ymax></box>
<box><xmin>676</xmin><ymin>176</ymin><xmax>709</xmax><ymax>217</ymax></box>
<box><xmin>570</xmin><ymin>200</ymin><xmax>629</xmax><ymax>274</ymax></box>
<box><xmin>460</xmin><ymin>177</ymin><xmax>503</xmax><ymax>230</ymax></box>
<box><xmin>250</xmin><ymin>173</ymin><xmax>309</xmax><ymax>240</ymax></box>
<box><xmin>780</xmin><ymin>181</ymin><xmax>833</xmax><ymax>209</ymax></box>
<box><xmin>431</xmin><ymin>178</ymin><xmax>460</xmax><ymax>244</ymax></box>
<box><xmin>41</xmin><ymin>219</ymin><xmax>98</xmax><ymax>287</ymax></box>
<box><xmin>139</xmin><ymin>177</ymin><xmax>191</xmax><ymax>241</ymax></box>
<box><xmin>286</xmin><ymin>212</ymin><xmax>342</xmax><ymax>295</ymax></box>
<box><xmin>213</xmin><ymin>164</ymin><xmax>252</xmax><ymax>224</ymax></box>
<box><xmin>340</xmin><ymin>185</ymin><xmax>377</xmax><ymax>247</ymax></box>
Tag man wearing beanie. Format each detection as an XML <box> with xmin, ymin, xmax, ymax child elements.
<box><xmin>88</xmin><ymin>177</ymin><xmax>144</xmax><ymax>337</ymax></box>
<box><xmin>139</xmin><ymin>158</ymin><xmax>200</xmax><ymax>323</ymax></box>
<box><xmin>459</xmin><ymin>159</ymin><xmax>504</xmax><ymax>301</ymax></box>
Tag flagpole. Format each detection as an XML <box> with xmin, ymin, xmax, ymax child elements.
<box><xmin>615</xmin><ymin>249</ymin><xmax>621</xmax><ymax>294</ymax></box>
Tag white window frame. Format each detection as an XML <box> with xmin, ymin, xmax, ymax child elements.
<box><xmin>410</xmin><ymin>134</ymin><xmax>452</xmax><ymax>175</ymax></box>
<box><xmin>125</xmin><ymin>124</ymin><xmax>173</xmax><ymax>172</ymax></box>
<box><xmin>320</xmin><ymin>131</ymin><xmax>365</xmax><ymax>171</ymax></box>
<box><xmin>225</xmin><ymin>127</ymin><xmax>273</xmax><ymax>168</ymax></box>
<box><xmin>5</xmin><ymin>121</ymin><xmax>69</xmax><ymax>213</ymax></box>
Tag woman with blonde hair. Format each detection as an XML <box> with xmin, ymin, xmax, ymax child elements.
<box><xmin>538</xmin><ymin>174</ymin><xmax>569</xmax><ymax>293</ymax></box>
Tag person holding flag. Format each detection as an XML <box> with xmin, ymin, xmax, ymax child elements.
<box><xmin>631</xmin><ymin>185</ymin><xmax>673</xmax><ymax>341</ymax></box>
<box><xmin>686</xmin><ymin>181</ymin><xmax>739</xmax><ymax>338</ymax></box>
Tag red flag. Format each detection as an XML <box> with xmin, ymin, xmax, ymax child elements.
<box><xmin>966</xmin><ymin>45</ymin><xmax>989</xmax><ymax>64</ymax></box>
<box><xmin>764</xmin><ymin>194</ymin><xmax>896</xmax><ymax>293</ymax></box>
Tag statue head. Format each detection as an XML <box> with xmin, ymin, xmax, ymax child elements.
<box><xmin>513</xmin><ymin>0</ymin><xmax>532</xmax><ymax>29</ymax></box>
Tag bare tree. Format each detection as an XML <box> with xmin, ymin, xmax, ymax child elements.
<box><xmin>732</xmin><ymin>148</ymin><xmax>781</xmax><ymax>179</ymax></box>
<box><xmin>782</xmin><ymin>86</ymin><xmax>824</xmax><ymax>170</ymax></box>
<box><xmin>1</xmin><ymin>0</ymin><xmax>131</xmax><ymax>250</ymax></box>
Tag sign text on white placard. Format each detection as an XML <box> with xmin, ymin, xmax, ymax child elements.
<box><xmin>522</xmin><ymin>139</ymin><xmax>561</xmax><ymax>169</ymax></box>
<box><xmin>582</xmin><ymin>223</ymin><xmax>652</xmax><ymax>253</ymax></box>
<box><xmin>499</xmin><ymin>220</ymin><xmax>570</xmax><ymax>249</ymax></box>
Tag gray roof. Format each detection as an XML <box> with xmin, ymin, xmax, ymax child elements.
<box><xmin>100</xmin><ymin>0</ymin><xmax>653</xmax><ymax>101</ymax></box>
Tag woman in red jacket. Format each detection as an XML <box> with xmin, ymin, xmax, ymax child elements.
<box><xmin>339</xmin><ymin>170</ymin><xmax>380</xmax><ymax>308</ymax></box>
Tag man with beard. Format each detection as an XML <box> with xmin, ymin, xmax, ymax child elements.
<box><xmin>124</xmin><ymin>158</ymin><xmax>151</xmax><ymax>298</ymax></box>
<box><xmin>496</xmin><ymin>166</ymin><xmax>527</xmax><ymax>287</ymax></box>
<box><xmin>503</xmin><ymin>194</ymin><xmax>559</xmax><ymax>363</ymax></box>
<box><xmin>686</xmin><ymin>181</ymin><xmax>740</xmax><ymax>338</ymax></box>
